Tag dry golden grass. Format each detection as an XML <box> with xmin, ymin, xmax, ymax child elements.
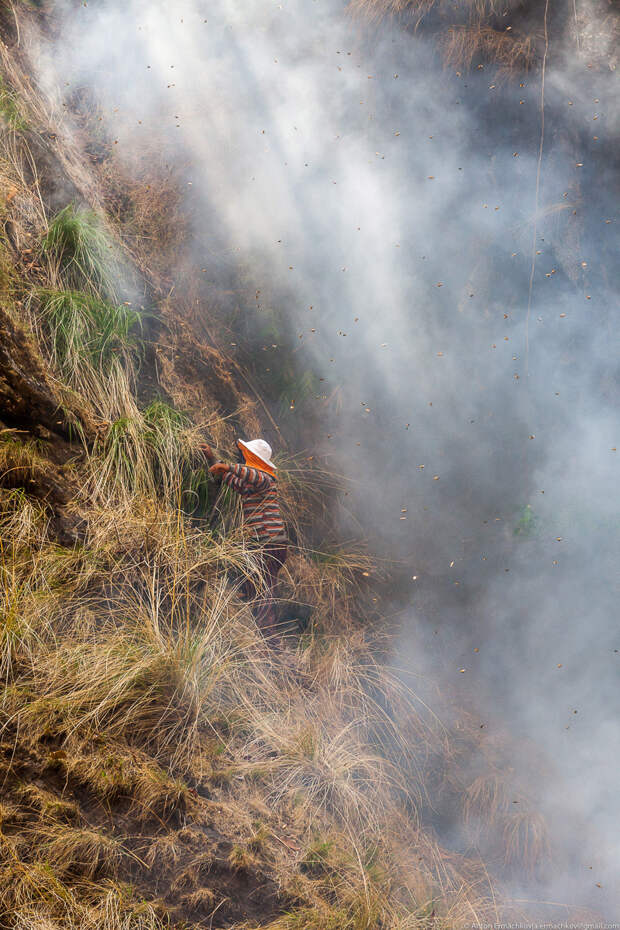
<box><xmin>440</xmin><ymin>24</ymin><xmax>535</xmax><ymax>73</ymax></box>
<box><xmin>349</xmin><ymin>0</ymin><xmax>540</xmax><ymax>74</ymax></box>
<box><xmin>0</xmin><ymin>131</ymin><xmax>47</xmax><ymax>239</ymax></box>
<box><xmin>0</xmin><ymin>470</ymin><xmax>516</xmax><ymax>927</ymax></box>
<box><xmin>503</xmin><ymin>809</ymin><xmax>551</xmax><ymax>876</ymax></box>
<box><xmin>283</xmin><ymin>545</ymin><xmax>373</xmax><ymax>629</ymax></box>
<box><xmin>32</xmin><ymin>824</ymin><xmax>127</xmax><ymax>881</ymax></box>
<box><xmin>98</xmin><ymin>147</ymin><xmax>188</xmax><ymax>290</ymax></box>
<box><xmin>464</xmin><ymin>772</ymin><xmax>515</xmax><ymax>833</ymax></box>
<box><xmin>0</xmin><ymin>438</ymin><xmax>553</xmax><ymax>925</ymax></box>
<box><xmin>14</xmin><ymin>784</ymin><xmax>80</xmax><ymax>825</ymax></box>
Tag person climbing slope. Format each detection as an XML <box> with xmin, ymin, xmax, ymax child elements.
<box><xmin>200</xmin><ymin>438</ymin><xmax>288</xmax><ymax>641</ymax></box>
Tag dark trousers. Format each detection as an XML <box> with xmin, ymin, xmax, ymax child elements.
<box><xmin>243</xmin><ymin>545</ymin><xmax>287</xmax><ymax>639</ymax></box>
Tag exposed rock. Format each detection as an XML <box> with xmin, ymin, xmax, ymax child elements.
<box><xmin>0</xmin><ymin>303</ymin><xmax>72</xmax><ymax>438</ymax></box>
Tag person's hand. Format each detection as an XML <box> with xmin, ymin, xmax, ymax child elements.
<box><xmin>209</xmin><ymin>463</ymin><xmax>229</xmax><ymax>478</ymax></box>
<box><xmin>198</xmin><ymin>442</ymin><xmax>216</xmax><ymax>464</ymax></box>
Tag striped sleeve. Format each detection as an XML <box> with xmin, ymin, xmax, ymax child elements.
<box><xmin>222</xmin><ymin>466</ymin><xmax>245</xmax><ymax>494</ymax></box>
<box><xmin>223</xmin><ymin>464</ymin><xmax>271</xmax><ymax>495</ymax></box>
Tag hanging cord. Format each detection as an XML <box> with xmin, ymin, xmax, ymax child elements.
<box><xmin>525</xmin><ymin>0</ymin><xmax>550</xmax><ymax>377</ymax></box>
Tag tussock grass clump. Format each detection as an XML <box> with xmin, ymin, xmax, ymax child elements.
<box><xmin>0</xmin><ymin>490</ymin><xmax>55</xmax><ymax>681</ymax></box>
<box><xmin>142</xmin><ymin>400</ymin><xmax>206</xmax><ymax>507</ymax></box>
<box><xmin>0</xmin><ymin>438</ymin><xmax>45</xmax><ymax>490</ymax></box>
<box><xmin>503</xmin><ymin>809</ymin><xmax>551</xmax><ymax>876</ymax></box>
<box><xmin>41</xmin><ymin>203</ymin><xmax>120</xmax><ymax>298</ymax></box>
<box><xmin>462</xmin><ymin>768</ymin><xmax>552</xmax><ymax>877</ymax></box>
<box><xmin>20</xmin><ymin>596</ymin><xmax>242</xmax><ymax>770</ymax></box>
<box><xmin>85</xmin><ymin>400</ymin><xmax>215</xmax><ymax>507</ymax></box>
<box><xmin>244</xmin><ymin>712</ymin><xmax>400</xmax><ymax>827</ymax></box>
<box><xmin>7</xmin><ymin>505</ymin><xmax>264</xmax><ymax>768</ymax></box>
<box><xmin>464</xmin><ymin>772</ymin><xmax>514</xmax><ymax>832</ymax></box>
<box><xmin>35</xmin><ymin>824</ymin><xmax>127</xmax><ymax>881</ymax></box>
<box><xmin>30</xmin><ymin>286</ymin><xmax>141</xmax><ymax>427</ymax></box>
<box><xmin>15</xmin><ymin>783</ymin><xmax>80</xmax><ymax>824</ymax></box>
<box><xmin>349</xmin><ymin>0</ymin><xmax>522</xmax><ymax>25</ymax></box>
<box><xmin>275</xmin><ymin>454</ymin><xmax>341</xmax><ymax>547</ymax></box>
<box><xmin>263</xmin><ymin>854</ymin><xmax>393</xmax><ymax>930</ymax></box>
<box><xmin>287</xmin><ymin>544</ymin><xmax>374</xmax><ymax>628</ymax></box>
<box><xmin>440</xmin><ymin>24</ymin><xmax>534</xmax><ymax>73</ymax></box>
<box><xmin>349</xmin><ymin>0</ymin><xmax>437</xmax><ymax>23</ymax></box>
<box><xmin>35</xmin><ymin>288</ymin><xmax>140</xmax><ymax>388</ymax></box>
<box><xmin>24</xmin><ymin>284</ymin><xmax>140</xmax><ymax>430</ymax></box>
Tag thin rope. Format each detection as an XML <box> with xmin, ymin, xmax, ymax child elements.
<box><xmin>525</xmin><ymin>0</ymin><xmax>550</xmax><ymax>377</ymax></box>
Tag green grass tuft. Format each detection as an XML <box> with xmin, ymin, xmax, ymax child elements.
<box><xmin>36</xmin><ymin>288</ymin><xmax>140</xmax><ymax>382</ymax></box>
<box><xmin>41</xmin><ymin>203</ymin><xmax>119</xmax><ymax>297</ymax></box>
<box><xmin>91</xmin><ymin>400</ymin><xmax>192</xmax><ymax>502</ymax></box>
<box><xmin>0</xmin><ymin>76</ymin><xmax>27</xmax><ymax>131</ymax></box>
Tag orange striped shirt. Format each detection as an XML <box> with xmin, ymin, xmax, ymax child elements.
<box><xmin>222</xmin><ymin>465</ymin><xmax>287</xmax><ymax>544</ymax></box>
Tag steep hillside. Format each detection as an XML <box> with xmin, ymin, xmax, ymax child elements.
<box><xmin>0</xmin><ymin>2</ymin><xmax>609</xmax><ymax>928</ymax></box>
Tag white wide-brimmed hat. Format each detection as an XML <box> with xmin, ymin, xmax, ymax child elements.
<box><xmin>237</xmin><ymin>438</ymin><xmax>276</xmax><ymax>470</ymax></box>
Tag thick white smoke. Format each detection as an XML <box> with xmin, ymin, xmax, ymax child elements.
<box><xmin>27</xmin><ymin>0</ymin><xmax>619</xmax><ymax>916</ymax></box>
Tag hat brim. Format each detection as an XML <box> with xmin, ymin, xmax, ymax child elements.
<box><xmin>237</xmin><ymin>439</ymin><xmax>276</xmax><ymax>471</ymax></box>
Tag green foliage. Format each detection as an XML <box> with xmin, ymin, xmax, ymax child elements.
<box><xmin>142</xmin><ymin>398</ymin><xmax>188</xmax><ymax>434</ymax></box>
<box><xmin>36</xmin><ymin>288</ymin><xmax>140</xmax><ymax>384</ymax></box>
<box><xmin>182</xmin><ymin>462</ymin><xmax>211</xmax><ymax>518</ymax></box>
<box><xmin>143</xmin><ymin>400</ymin><xmax>203</xmax><ymax>507</ymax></box>
<box><xmin>92</xmin><ymin>399</ymin><xmax>212</xmax><ymax>507</ymax></box>
<box><xmin>41</xmin><ymin>203</ymin><xmax>119</xmax><ymax>297</ymax></box>
<box><xmin>142</xmin><ymin>400</ymin><xmax>191</xmax><ymax>470</ymax></box>
<box><xmin>0</xmin><ymin>76</ymin><xmax>27</xmax><ymax>131</ymax></box>
<box><xmin>96</xmin><ymin>414</ymin><xmax>143</xmax><ymax>492</ymax></box>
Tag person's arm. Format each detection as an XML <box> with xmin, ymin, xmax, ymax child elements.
<box><xmin>212</xmin><ymin>463</ymin><xmax>271</xmax><ymax>495</ymax></box>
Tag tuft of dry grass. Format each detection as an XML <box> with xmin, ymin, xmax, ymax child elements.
<box><xmin>14</xmin><ymin>784</ymin><xmax>80</xmax><ymax>824</ymax></box>
<box><xmin>284</xmin><ymin>544</ymin><xmax>373</xmax><ymax>630</ymax></box>
<box><xmin>464</xmin><ymin>772</ymin><xmax>515</xmax><ymax>832</ymax></box>
<box><xmin>0</xmin><ymin>74</ymin><xmax>27</xmax><ymax>131</ymax></box>
<box><xmin>33</xmin><ymin>824</ymin><xmax>127</xmax><ymax>881</ymax></box>
<box><xmin>0</xmin><ymin>130</ymin><xmax>47</xmax><ymax>238</ymax></box>
<box><xmin>349</xmin><ymin>0</ymin><xmax>540</xmax><ymax>74</ymax></box>
<box><xmin>503</xmin><ymin>809</ymin><xmax>551</xmax><ymax>876</ymax></box>
<box><xmin>440</xmin><ymin>24</ymin><xmax>534</xmax><ymax>73</ymax></box>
